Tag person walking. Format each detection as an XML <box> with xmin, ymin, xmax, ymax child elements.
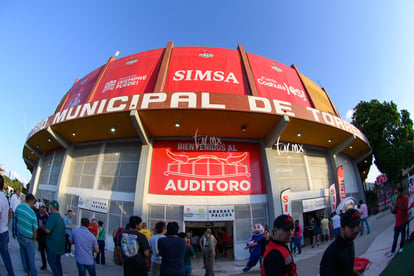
<box><xmin>261</xmin><ymin>214</ymin><xmax>297</xmax><ymax>276</ymax></box>
<box><xmin>0</xmin><ymin>175</ymin><xmax>15</xmax><ymax>276</ymax></box>
<box><xmin>201</xmin><ymin>229</ymin><xmax>216</xmax><ymax>276</ymax></box>
<box><xmin>36</xmin><ymin>202</ymin><xmax>49</xmax><ymax>271</ymax></box>
<box><xmin>95</xmin><ymin>220</ymin><xmax>106</xmax><ymax>265</ymax></box>
<box><xmin>148</xmin><ymin>221</ymin><xmax>166</xmax><ymax>276</ymax></box>
<box><xmin>63</xmin><ymin>209</ymin><xmax>75</xmax><ymax>257</ymax></box>
<box><xmin>41</xmin><ymin>200</ymin><xmax>66</xmax><ymax>276</ymax></box>
<box><xmin>70</xmin><ymin>218</ymin><xmax>99</xmax><ymax>276</ymax></box>
<box><xmin>358</xmin><ymin>200</ymin><xmax>370</xmax><ymax>235</ymax></box>
<box><xmin>320</xmin><ymin>214</ymin><xmax>330</xmax><ymax>242</ymax></box>
<box><xmin>332</xmin><ymin>212</ymin><xmax>341</xmax><ymax>239</ymax></box>
<box><xmin>158</xmin><ymin>221</ymin><xmax>186</xmax><ymax>276</ymax></box>
<box><xmin>178</xmin><ymin>232</ymin><xmax>196</xmax><ymax>276</ymax></box>
<box><xmin>117</xmin><ymin>215</ymin><xmax>150</xmax><ymax>276</ymax></box>
<box><xmin>387</xmin><ymin>186</ymin><xmax>409</xmax><ymax>257</ymax></box>
<box><xmin>190</xmin><ymin>232</ymin><xmax>200</xmax><ymax>257</ymax></box>
<box><xmin>15</xmin><ymin>193</ymin><xmax>39</xmax><ymax>276</ymax></box>
<box><xmin>293</xmin><ymin>220</ymin><xmax>302</xmax><ymax>256</ymax></box>
<box><xmin>9</xmin><ymin>188</ymin><xmax>22</xmax><ymax>239</ymax></box>
<box><xmin>319</xmin><ymin>208</ymin><xmax>361</xmax><ymax>276</ymax></box>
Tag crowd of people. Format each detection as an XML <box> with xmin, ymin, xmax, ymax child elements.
<box><xmin>1</xmin><ymin>172</ymin><xmax>414</xmax><ymax>276</ymax></box>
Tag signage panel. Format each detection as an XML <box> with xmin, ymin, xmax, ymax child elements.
<box><xmin>302</xmin><ymin>197</ymin><xmax>327</xmax><ymax>213</ymax></box>
<box><xmin>78</xmin><ymin>196</ymin><xmax>109</xmax><ymax>213</ymax></box>
<box><xmin>149</xmin><ymin>140</ymin><xmax>265</xmax><ymax>196</ymax></box>
<box><xmin>337</xmin><ymin>166</ymin><xmax>346</xmax><ymax>201</ymax></box>
<box><xmin>248</xmin><ymin>53</ymin><xmax>311</xmax><ymax>107</ymax></box>
<box><xmin>93</xmin><ymin>49</ymin><xmax>163</xmax><ymax>101</ymax></box>
<box><xmin>164</xmin><ymin>47</ymin><xmax>248</xmax><ymax>95</ymax></box>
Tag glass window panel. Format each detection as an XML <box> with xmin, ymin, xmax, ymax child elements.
<box><xmin>235</xmin><ymin>219</ymin><xmax>251</xmax><ymax>241</ymax></box>
<box><xmin>166</xmin><ymin>206</ymin><xmax>182</xmax><ymax>221</ymax></box>
<box><xmin>251</xmin><ymin>204</ymin><xmax>266</xmax><ymax>219</ymax></box>
<box><xmin>116</xmin><ymin>178</ymin><xmax>136</xmax><ymax>193</ymax></box>
<box><xmin>235</xmin><ymin>205</ymin><xmax>250</xmax><ymax>220</ymax></box>
<box><xmin>149</xmin><ymin>205</ymin><xmax>164</xmax><ymax>220</ymax></box>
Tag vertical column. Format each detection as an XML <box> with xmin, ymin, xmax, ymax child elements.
<box><xmin>154</xmin><ymin>41</ymin><xmax>174</xmax><ymax>92</ymax></box>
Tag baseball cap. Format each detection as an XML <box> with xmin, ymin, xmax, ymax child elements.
<box><xmin>341</xmin><ymin>208</ymin><xmax>361</xmax><ymax>228</ymax></box>
<box><xmin>49</xmin><ymin>200</ymin><xmax>59</xmax><ymax>211</ymax></box>
<box><xmin>273</xmin><ymin>214</ymin><xmax>294</xmax><ymax>230</ymax></box>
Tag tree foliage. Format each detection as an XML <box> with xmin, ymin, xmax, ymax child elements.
<box><xmin>352</xmin><ymin>100</ymin><xmax>414</xmax><ymax>183</ymax></box>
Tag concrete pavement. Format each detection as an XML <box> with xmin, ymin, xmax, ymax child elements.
<box><xmin>0</xmin><ymin>211</ymin><xmax>407</xmax><ymax>275</ymax></box>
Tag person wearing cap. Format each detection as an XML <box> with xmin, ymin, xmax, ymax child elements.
<box><xmin>36</xmin><ymin>201</ymin><xmax>49</xmax><ymax>271</ymax></box>
<box><xmin>261</xmin><ymin>214</ymin><xmax>297</xmax><ymax>276</ymax></box>
<box><xmin>15</xmin><ymin>193</ymin><xmax>39</xmax><ymax>276</ymax></box>
<box><xmin>319</xmin><ymin>208</ymin><xmax>361</xmax><ymax>276</ymax></box>
<box><xmin>387</xmin><ymin>186</ymin><xmax>409</xmax><ymax>257</ymax></box>
<box><xmin>41</xmin><ymin>200</ymin><xmax>66</xmax><ymax>276</ymax></box>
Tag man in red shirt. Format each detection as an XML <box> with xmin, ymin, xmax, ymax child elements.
<box><xmin>88</xmin><ymin>218</ymin><xmax>98</xmax><ymax>238</ymax></box>
<box><xmin>387</xmin><ymin>186</ymin><xmax>409</xmax><ymax>257</ymax></box>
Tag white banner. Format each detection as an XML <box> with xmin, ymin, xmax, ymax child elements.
<box><xmin>302</xmin><ymin>197</ymin><xmax>327</xmax><ymax>213</ymax></box>
<box><xmin>281</xmin><ymin>189</ymin><xmax>291</xmax><ymax>215</ymax></box>
<box><xmin>78</xmin><ymin>196</ymin><xmax>109</xmax><ymax>213</ymax></box>
<box><xmin>329</xmin><ymin>184</ymin><xmax>337</xmax><ymax>211</ymax></box>
<box><xmin>184</xmin><ymin>206</ymin><xmax>208</xmax><ymax>221</ymax></box>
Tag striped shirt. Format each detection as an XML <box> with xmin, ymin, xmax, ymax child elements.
<box><xmin>15</xmin><ymin>202</ymin><xmax>38</xmax><ymax>239</ymax></box>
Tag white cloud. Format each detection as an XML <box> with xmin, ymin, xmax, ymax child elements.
<box><xmin>345</xmin><ymin>109</ymin><xmax>354</xmax><ymax>122</ymax></box>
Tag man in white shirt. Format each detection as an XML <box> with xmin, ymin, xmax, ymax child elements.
<box><xmin>332</xmin><ymin>212</ymin><xmax>341</xmax><ymax>239</ymax></box>
<box><xmin>0</xmin><ymin>175</ymin><xmax>15</xmax><ymax>276</ymax></box>
<box><xmin>9</xmin><ymin>188</ymin><xmax>22</xmax><ymax>238</ymax></box>
<box><xmin>148</xmin><ymin>221</ymin><xmax>166</xmax><ymax>276</ymax></box>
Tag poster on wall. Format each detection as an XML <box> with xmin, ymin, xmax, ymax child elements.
<box><xmin>149</xmin><ymin>138</ymin><xmax>265</xmax><ymax>196</ymax></box>
<box><xmin>329</xmin><ymin>184</ymin><xmax>337</xmax><ymax>211</ymax></box>
<box><xmin>302</xmin><ymin>197</ymin><xmax>327</xmax><ymax>213</ymax></box>
<box><xmin>337</xmin><ymin>166</ymin><xmax>346</xmax><ymax>202</ymax></box>
<box><xmin>184</xmin><ymin>206</ymin><xmax>208</xmax><ymax>221</ymax></box>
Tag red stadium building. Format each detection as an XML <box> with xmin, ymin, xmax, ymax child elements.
<box><xmin>24</xmin><ymin>42</ymin><xmax>371</xmax><ymax>259</ymax></box>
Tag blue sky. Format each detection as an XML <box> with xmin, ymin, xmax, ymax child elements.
<box><xmin>1</xmin><ymin>1</ymin><xmax>413</xmax><ymax>183</ymax></box>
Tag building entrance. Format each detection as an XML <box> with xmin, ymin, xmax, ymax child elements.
<box><xmin>185</xmin><ymin>221</ymin><xmax>234</xmax><ymax>259</ymax></box>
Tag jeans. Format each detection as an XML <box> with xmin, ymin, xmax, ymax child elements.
<box><xmin>293</xmin><ymin>237</ymin><xmax>302</xmax><ymax>254</ymax></box>
<box><xmin>12</xmin><ymin>212</ymin><xmax>17</xmax><ymax>238</ymax></box>
<box><xmin>65</xmin><ymin>233</ymin><xmax>72</xmax><ymax>253</ymax></box>
<box><xmin>17</xmin><ymin>232</ymin><xmax>37</xmax><ymax>276</ymax></box>
<box><xmin>360</xmin><ymin>217</ymin><xmax>370</xmax><ymax>235</ymax></box>
<box><xmin>76</xmin><ymin>262</ymin><xmax>96</xmax><ymax>276</ymax></box>
<box><xmin>391</xmin><ymin>222</ymin><xmax>407</xmax><ymax>252</ymax></box>
<box><xmin>0</xmin><ymin>231</ymin><xmax>15</xmax><ymax>276</ymax></box>
<box><xmin>333</xmin><ymin>228</ymin><xmax>340</xmax><ymax>239</ymax></box>
<box><xmin>95</xmin><ymin>240</ymin><xmax>105</xmax><ymax>264</ymax></box>
<box><xmin>47</xmin><ymin>249</ymin><xmax>63</xmax><ymax>276</ymax></box>
<box><xmin>185</xmin><ymin>264</ymin><xmax>192</xmax><ymax>276</ymax></box>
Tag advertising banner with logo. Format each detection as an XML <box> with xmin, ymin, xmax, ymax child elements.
<box><xmin>337</xmin><ymin>166</ymin><xmax>346</xmax><ymax>202</ymax></box>
<box><xmin>184</xmin><ymin>206</ymin><xmax>208</xmax><ymax>221</ymax></box>
<box><xmin>281</xmin><ymin>189</ymin><xmax>291</xmax><ymax>215</ymax></box>
<box><xmin>149</xmin><ymin>139</ymin><xmax>265</xmax><ymax>196</ymax></box>
<box><xmin>93</xmin><ymin>49</ymin><xmax>163</xmax><ymax>101</ymax></box>
<box><xmin>62</xmin><ymin>66</ymin><xmax>104</xmax><ymax>110</ymax></box>
<box><xmin>247</xmin><ymin>53</ymin><xmax>311</xmax><ymax>107</ymax></box>
<box><xmin>164</xmin><ymin>47</ymin><xmax>248</xmax><ymax>95</ymax></box>
<box><xmin>329</xmin><ymin>184</ymin><xmax>336</xmax><ymax>211</ymax></box>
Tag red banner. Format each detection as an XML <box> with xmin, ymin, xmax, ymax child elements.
<box><xmin>247</xmin><ymin>53</ymin><xmax>311</xmax><ymax>107</ymax></box>
<box><xmin>149</xmin><ymin>140</ymin><xmax>265</xmax><ymax>196</ymax></box>
<box><xmin>164</xmin><ymin>47</ymin><xmax>248</xmax><ymax>95</ymax></box>
<box><xmin>93</xmin><ymin>49</ymin><xmax>163</xmax><ymax>101</ymax></box>
<box><xmin>337</xmin><ymin>166</ymin><xmax>346</xmax><ymax>201</ymax></box>
<box><xmin>62</xmin><ymin>66</ymin><xmax>103</xmax><ymax>110</ymax></box>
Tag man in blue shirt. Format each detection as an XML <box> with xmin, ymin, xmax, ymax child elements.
<box><xmin>63</xmin><ymin>209</ymin><xmax>75</xmax><ymax>257</ymax></box>
<box><xmin>70</xmin><ymin>217</ymin><xmax>99</xmax><ymax>276</ymax></box>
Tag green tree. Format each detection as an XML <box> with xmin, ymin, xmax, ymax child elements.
<box><xmin>352</xmin><ymin>100</ymin><xmax>414</xmax><ymax>184</ymax></box>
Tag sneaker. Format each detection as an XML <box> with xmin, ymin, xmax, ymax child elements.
<box><xmin>70</xmin><ymin>253</ymin><xmax>74</xmax><ymax>257</ymax></box>
<box><xmin>65</xmin><ymin>253</ymin><xmax>70</xmax><ymax>257</ymax></box>
<box><xmin>297</xmin><ymin>253</ymin><xmax>302</xmax><ymax>257</ymax></box>
<box><xmin>387</xmin><ymin>252</ymin><xmax>395</xmax><ymax>257</ymax></box>
<box><xmin>398</xmin><ymin>248</ymin><xmax>404</xmax><ymax>253</ymax></box>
